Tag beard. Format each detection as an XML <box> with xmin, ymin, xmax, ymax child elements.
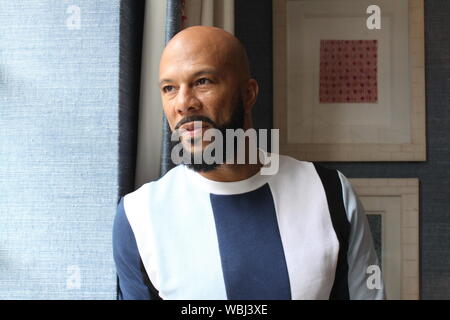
<box><xmin>169</xmin><ymin>97</ymin><xmax>245</xmax><ymax>173</ymax></box>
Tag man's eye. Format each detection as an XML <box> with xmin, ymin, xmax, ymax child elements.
<box><xmin>196</xmin><ymin>78</ymin><xmax>211</xmax><ymax>85</ymax></box>
<box><xmin>162</xmin><ymin>85</ymin><xmax>174</xmax><ymax>93</ymax></box>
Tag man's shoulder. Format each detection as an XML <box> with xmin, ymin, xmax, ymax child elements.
<box><xmin>277</xmin><ymin>154</ymin><xmax>342</xmax><ymax>177</ymax></box>
<box><xmin>123</xmin><ymin>165</ymin><xmax>185</xmax><ymax>201</ymax></box>
<box><xmin>276</xmin><ymin>154</ymin><xmax>317</xmax><ymax>175</ymax></box>
<box><xmin>274</xmin><ymin>155</ymin><xmax>349</xmax><ymax>190</ymax></box>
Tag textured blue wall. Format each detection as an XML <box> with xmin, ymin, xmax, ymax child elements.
<box><xmin>0</xmin><ymin>1</ymin><xmax>121</xmax><ymax>299</ymax></box>
<box><xmin>236</xmin><ymin>0</ymin><xmax>450</xmax><ymax>299</ymax></box>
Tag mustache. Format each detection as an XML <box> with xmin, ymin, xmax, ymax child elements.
<box><xmin>174</xmin><ymin>115</ymin><xmax>217</xmax><ymax>131</ymax></box>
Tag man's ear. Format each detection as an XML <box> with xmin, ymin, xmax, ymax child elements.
<box><xmin>243</xmin><ymin>78</ymin><xmax>259</xmax><ymax>114</ymax></box>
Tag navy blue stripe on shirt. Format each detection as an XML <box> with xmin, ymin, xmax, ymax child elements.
<box><xmin>210</xmin><ymin>184</ymin><xmax>291</xmax><ymax>300</ymax></box>
<box><xmin>113</xmin><ymin>198</ymin><xmax>152</xmax><ymax>300</ymax></box>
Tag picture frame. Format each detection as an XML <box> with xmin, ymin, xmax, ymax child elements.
<box><xmin>349</xmin><ymin>178</ymin><xmax>420</xmax><ymax>300</ymax></box>
<box><xmin>273</xmin><ymin>0</ymin><xmax>426</xmax><ymax>161</ymax></box>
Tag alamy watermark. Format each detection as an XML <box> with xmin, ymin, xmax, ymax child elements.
<box><xmin>367</xmin><ymin>5</ymin><xmax>381</xmax><ymax>30</ymax></box>
<box><xmin>66</xmin><ymin>265</ymin><xmax>81</xmax><ymax>289</ymax></box>
<box><xmin>170</xmin><ymin>121</ymin><xmax>280</xmax><ymax>175</ymax></box>
<box><xmin>66</xmin><ymin>5</ymin><xmax>81</xmax><ymax>30</ymax></box>
<box><xmin>366</xmin><ymin>265</ymin><xmax>382</xmax><ymax>290</ymax></box>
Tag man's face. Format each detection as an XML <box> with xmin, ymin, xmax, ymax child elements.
<box><xmin>159</xmin><ymin>36</ymin><xmax>244</xmax><ymax>170</ymax></box>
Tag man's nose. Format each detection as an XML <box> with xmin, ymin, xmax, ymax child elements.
<box><xmin>176</xmin><ymin>85</ymin><xmax>200</xmax><ymax>115</ymax></box>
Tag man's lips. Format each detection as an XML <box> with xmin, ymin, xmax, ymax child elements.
<box><xmin>179</xmin><ymin>121</ymin><xmax>211</xmax><ymax>138</ymax></box>
<box><xmin>179</xmin><ymin>121</ymin><xmax>211</xmax><ymax>131</ymax></box>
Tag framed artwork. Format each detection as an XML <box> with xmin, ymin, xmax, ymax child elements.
<box><xmin>349</xmin><ymin>178</ymin><xmax>420</xmax><ymax>300</ymax></box>
<box><xmin>273</xmin><ymin>0</ymin><xmax>426</xmax><ymax>161</ymax></box>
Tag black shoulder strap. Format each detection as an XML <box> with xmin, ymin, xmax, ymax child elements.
<box><xmin>140</xmin><ymin>259</ymin><xmax>163</xmax><ymax>300</ymax></box>
<box><xmin>313</xmin><ymin>163</ymin><xmax>351</xmax><ymax>300</ymax></box>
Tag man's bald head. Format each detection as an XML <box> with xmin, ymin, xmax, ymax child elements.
<box><xmin>160</xmin><ymin>26</ymin><xmax>251</xmax><ymax>83</ymax></box>
<box><xmin>159</xmin><ymin>25</ymin><xmax>259</xmax><ymax>140</ymax></box>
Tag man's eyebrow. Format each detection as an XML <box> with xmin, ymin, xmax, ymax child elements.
<box><xmin>191</xmin><ymin>69</ymin><xmax>220</xmax><ymax>78</ymax></box>
<box><xmin>159</xmin><ymin>69</ymin><xmax>220</xmax><ymax>87</ymax></box>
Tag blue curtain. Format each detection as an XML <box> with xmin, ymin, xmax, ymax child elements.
<box><xmin>0</xmin><ymin>0</ymin><xmax>142</xmax><ymax>299</ymax></box>
<box><xmin>160</xmin><ymin>0</ymin><xmax>183</xmax><ymax>176</ymax></box>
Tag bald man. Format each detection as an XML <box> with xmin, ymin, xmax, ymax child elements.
<box><xmin>113</xmin><ymin>26</ymin><xmax>385</xmax><ymax>300</ymax></box>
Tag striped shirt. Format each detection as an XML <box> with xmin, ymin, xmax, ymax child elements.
<box><xmin>113</xmin><ymin>155</ymin><xmax>385</xmax><ymax>300</ymax></box>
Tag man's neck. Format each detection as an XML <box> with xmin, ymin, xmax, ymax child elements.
<box><xmin>196</xmin><ymin>126</ymin><xmax>264</xmax><ymax>182</ymax></box>
<box><xmin>198</xmin><ymin>162</ymin><xmax>264</xmax><ymax>182</ymax></box>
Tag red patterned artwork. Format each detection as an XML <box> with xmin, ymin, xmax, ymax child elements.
<box><xmin>319</xmin><ymin>40</ymin><xmax>378</xmax><ymax>103</ymax></box>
